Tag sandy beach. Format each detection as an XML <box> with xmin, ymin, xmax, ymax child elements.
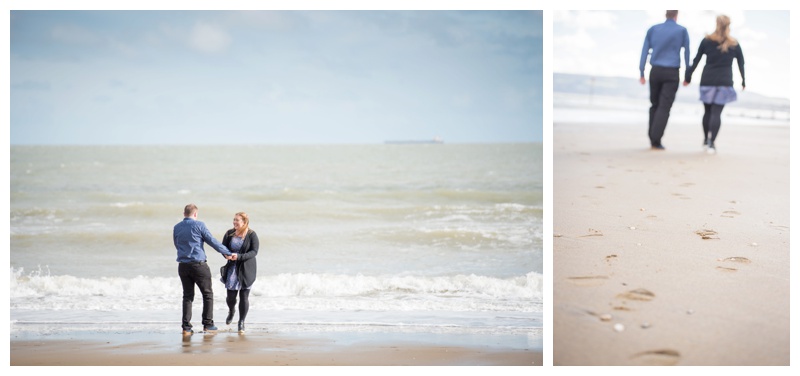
<box><xmin>553</xmin><ymin>120</ymin><xmax>790</xmax><ymax>366</ymax></box>
<box><xmin>10</xmin><ymin>327</ymin><xmax>542</xmax><ymax>366</ymax></box>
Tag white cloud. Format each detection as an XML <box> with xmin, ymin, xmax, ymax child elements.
<box><xmin>553</xmin><ymin>29</ymin><xmax>604</xmax><ymax>76</ymax></box>
<box><xmin>188</xmin><ymin>22</ymin><xmax>231</xmax><ymax>54</ymax></box>
<box><xmin>553</xmin><ymin>10</ymin><xmax>617</xmax><ymax>31</ymax></box>
<box><xmin>553</xmin><ymin>29</ymin><xmax>596</xmax><ymax>51</ymax></box>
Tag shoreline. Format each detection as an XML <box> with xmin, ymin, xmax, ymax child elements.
<box><xmin>553</xmin><ymin>121</ymin><xmax>790</xmax><ymax>365</ymax></box>
<box><xmin>10</xmin><ymin>326</ymin><xmax>542</xmax><ymax>366</ymax></box>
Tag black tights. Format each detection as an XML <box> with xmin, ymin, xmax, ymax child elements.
<box><xmin>702</xmin><ymin>103</ymin><xmax>725</xmax><ymax>144</ymax></box>
<box><xmin>226</xmin><ymin>289</ymin><xmax>250</xmax><ymax>322</ymax></box>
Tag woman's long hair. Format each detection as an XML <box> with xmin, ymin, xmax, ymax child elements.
<box><xmin>706</xmin><ymin>15</ymin><xmax>738</xmax><ymax>53</ymax></box>
<box><xmin>234</xmin><ymin>212</ymin><xmax>250</xmax><ymax>237</ymax></box>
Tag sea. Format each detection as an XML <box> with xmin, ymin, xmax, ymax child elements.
<box><xmin>554</xmin><ymin>92</ymin><xmax>790</xmax><ymax>127</ymax></box>
<box><xmin>9</xmin><ymin>143</ymin><xmax>543</xmax><ymax>350</ymax></box>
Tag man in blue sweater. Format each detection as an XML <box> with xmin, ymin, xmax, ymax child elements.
<box><xmin>174</xmin><ymin>203</ymin><xmax>233</xmax><ymax>334</ymax></box>
<box><xmin>639</xmin><ymin>10</ymin><xmax>690</xmax><ymax>150</ymax></box>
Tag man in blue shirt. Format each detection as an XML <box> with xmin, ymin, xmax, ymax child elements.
<box><xmin>639</xmin><ymin>10</ymin><xmax>690</xmax><ymax>150</ymax></box>
<box><xmin>174</xmin><ymin>203</ymin><xmax>232</xmax><ymax>334</ymax></box>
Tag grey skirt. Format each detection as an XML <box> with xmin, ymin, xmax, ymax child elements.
<box><xmin>699</xmin><ymin>86</ymin><xmax>737</xmax><ymax>105</ymax></box>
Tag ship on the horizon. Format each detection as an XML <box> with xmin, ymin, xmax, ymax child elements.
<box><xmin>385</xmin><ymin>137</ymin><xmax>443</xmax><ymax>144</ymax></box>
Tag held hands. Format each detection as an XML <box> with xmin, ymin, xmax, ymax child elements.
<box><xmin>224</xmin><ymin>253</ymin><xmax>238</xmax><ymax>261</ymax></box>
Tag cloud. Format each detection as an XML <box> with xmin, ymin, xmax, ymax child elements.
<box><xmin>188</xmin><ymin>22</ymin><xmax>231</xmax><ymax>53</ymax></box>
<box><xmin>51</xmin><ymin>24</ymin><xmax>102</xmax><ymax>45</ymax></box>
<box><xmin>554</xmin><ymin>10</ymin><xmax>618</xmax><ymax>31</ymax></box>
<box><xmin>227</xmin><ymin>10</ymin><xmax>302</xmax><ymax>31</ymax></box>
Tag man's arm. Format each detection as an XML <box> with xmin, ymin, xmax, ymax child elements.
<box><xmin>201</xmin><ymin>225</ymin><xmax>232</xmax><ymax>256</ymax></box>
<box><xmin>639</xmin><ymin>33</ymin><xmax>651</xmax><ymax>78</ymax></box>
<box><xmin>682</xmin><ymin>28</ymin><xmax>691</xmax><ymax>70</ymax></box>
<box><xmin>639</xmin><ymin>28</ymin><xmax>652</xmax><ymax>84</ymax></box>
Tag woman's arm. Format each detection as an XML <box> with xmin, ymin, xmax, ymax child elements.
<box><xmin>736</xmin><ymin>44</ymin><xmax>745</xmax><ymax>89</ymax></box>
<box><xmin>238</xmin><ymin>231</ymin><xmax>259</xmax><ymax>261</ymax></box>
<box><xmin>684</xmin><ymin>38</ymin><xmax>706</xmax><ymax>84</ymax></box>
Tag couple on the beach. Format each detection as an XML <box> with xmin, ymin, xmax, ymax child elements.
<box><xmin>173</xmin><ymin>204</ymin><xmax>260</xmax><ymax>335</ymax></box>
<box><xmin>640</xmin><ymin>10</ymin><xmax>746</xmax><ymax>155</ymax></box>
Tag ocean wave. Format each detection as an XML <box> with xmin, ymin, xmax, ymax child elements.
<box><xmin>10</xmin><ymin>268</ymin><xmax>542</xmax><ymax>313</ymax></box>
<box><xmin>263</xmin><ymin>272</ymin><xmax>542</xmax><ymax>298</ymax></box>
<box><xmin>237</xmin><ymin>188</ymin><xmax>543</xmax><ymax>205</ymax></box>
<box><xmin>110</xmin><ymin>202</ymin><xmax>144</xmax><ymax>208</ymax></box>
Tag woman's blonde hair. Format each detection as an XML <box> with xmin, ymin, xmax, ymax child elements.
<box><xmin>234</xmin><ymin>212</ymin><xmax>250</xmax><ymax>237</ymax></box>
<box><xmin>706</xmin><ymin>15</ymin><xmax>738</xmax><ymax>53</ymax></box>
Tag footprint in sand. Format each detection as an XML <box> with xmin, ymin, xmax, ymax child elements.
<box><xmin>715</xmin><ymin>257</ymin><xmax>751</xmax><ymax>272</ymax></box>
<box><xmin>671</xmin><ymin>192</ymin><xmax>691</xmax><ymax>200</ymax></box>
<box><xmin>581</xmin><ymin>309</ymin><xmax>613</xmax><ymax>322</ymax></box>
<box><xmin>721</xmin><ymin>210</ymin><xmax>740</xmax><ymax>218</ymax></box>
<box><xmin>617</xmin><ymin>288</ymin><xmax>655</xmax><ymax>301</ymax></box>
<box><xmin>578</xmin><ymin>228</ymin><xmax>604</xmax><ymax>237</ymax></box>
<box><xmin>567</xmin><ymin>275</ymin><xmax>609</xmax><ymax>287</ymax></box>
<box><xmin>679</xmin><ymin>182</ymin><xmax>695</xmax><ymax>187</ymax></box>
<box><xmin>630</xmin><ymin>349</ymin><xmax>681</xmax><ymax>366</ymax></box>
<box><xmin>718</xmin><ymin>256</ymin><xmax>751</xmax><ymax>264</ymax></box>
<box><xmin>695</xmin><ymin>229</ymin><xmax>719</xmax><ymax>240</ymax></box>
<box><xmin>769</xmin><ymin>222</ymin><xmax>790</xmax><ymax>230</ymax></box>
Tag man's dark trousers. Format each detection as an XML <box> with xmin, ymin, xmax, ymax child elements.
<box><xmin>178</xmin><ymin>261</ymin><xmax>214</xmax><ymax>330</ymax></box>
<box><xmin>648</xmin><ymin>66</ymin><xmax>680</xmax><ymax>147</ymax></box>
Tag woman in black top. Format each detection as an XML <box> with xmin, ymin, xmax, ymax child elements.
<box><xmin>221</xmin><ymin>212</ymin><xmax>259</xmax><ymax>333</ymax></box>
<box><xmin>684</xmin><ymin>14</ymin><xmax>745</xmax><ymax>154</ymax></box>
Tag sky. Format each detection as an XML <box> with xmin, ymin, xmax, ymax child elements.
<box><xmin>553</xmin><ymin>10</ymin><xmax>790</xmax><ymax>100</ymax></box>
<box><xmin>8</xmin><ymin>9</ymin><xmax>543</xmax><ymax>145</ymax></box>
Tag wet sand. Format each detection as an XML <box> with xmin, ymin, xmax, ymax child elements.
<box><xmin>10</xmin><ymin>327</ymin><xmax>542</xmax><ymax>366</ymax></box>
<box><xmin>553</xmin><ymin>120</ymin><xmax>790</xmax><ymax>365</ymax></box>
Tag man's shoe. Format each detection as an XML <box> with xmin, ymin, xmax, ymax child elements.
<box><xmin>238</xmin><ymin>321</ymin><xmax>245</xmax><ymax>333</ymax></box>
<box><xmin>203</xmin><ymin>325</ymin><xmax>218</xmax><ymax>332</ymax></box>
<box><xmin>651</xmin><ymin>144</ymin><xmax>665</xmax><ymax>150</ymax></box>
<box><xmin>182</xmin><ymin>328</ymin><xmax>193</xmax><ymax>335</ymax></box>
<box><xmin>226</xmin><ymin>310</ymin><xmax>235</xmax><ymax>325</ymax></box>
<box><xmin>707</xmin><ymin>144</ymin><xmax>717</xmax><ymax>155</ymax></box>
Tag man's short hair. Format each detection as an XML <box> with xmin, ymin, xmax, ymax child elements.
<box><xmin>666</xmin><ymin>10</ymin><xmax>678</xmax><ymax>19</ymax></box>
<box><xmin>184</xmin><ymin>204</ymin><xmax>198</xmax><ymax>217</ymax></box>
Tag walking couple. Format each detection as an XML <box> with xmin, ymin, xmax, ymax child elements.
<box><xmin>640</xmin><ymin>10</ymin><xmax>745</xmax><ymax>154</ymax></box>
<box><xmin>173</xmin><ymin>203</ymin><xmax>259</xmax><ymax>335</ymax></box>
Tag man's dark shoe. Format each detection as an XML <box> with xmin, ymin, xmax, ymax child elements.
<box><xmin>182</xmin><ymin>328</ymin><xmax>193</xmax><ymax>335</ymax></box>
<box><xmin>203</xmin><ymin>325</ymin><xmax>218</xmax><ymax>332</ymax></box>
<box><xmin>238</xmin><ymin>321</ymin><xmax>245</xmax><ymax>333</ymax></box>
<box><xmin>226</xmin><ymin>310</ymin><xmax>235</xmax><ymax>325</ymax></box>
<box><xmin>651</xmin><ymin>144</ymin><xmax>665</xmax><ymax>150</ymax></box>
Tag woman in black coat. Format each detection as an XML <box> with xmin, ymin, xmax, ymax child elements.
<box><xmin>683</xmin><ymin>14</ymin><xmax>745</xmax><ymax>155</ymax></box>
<box><xmin>221</xmin><ymin>211</ymin><xmax>259</xmax><ymax>333</ymax></box>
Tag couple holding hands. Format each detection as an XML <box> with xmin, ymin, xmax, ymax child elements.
<box><xmin>173</xmin><ymin>204</ymin><xmax>259</xmax><ymax>335</ymax></box>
